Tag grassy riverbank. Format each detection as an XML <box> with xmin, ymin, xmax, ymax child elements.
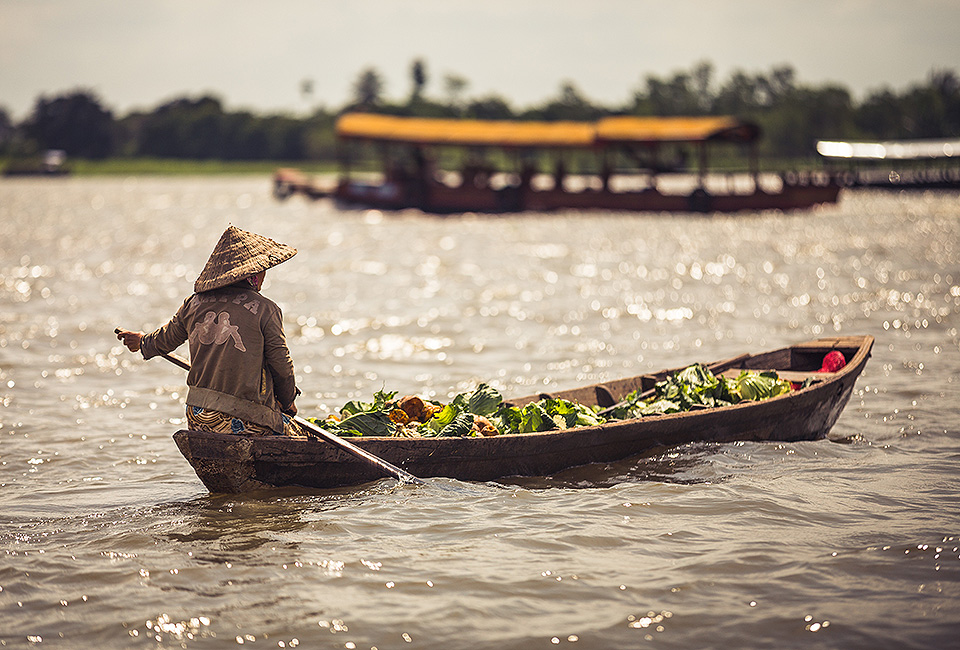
<box><xmin>67</xmin><ymin>158</ymin><xmax>339</xmax><ymax>176</ymax></box>
<box><xmin>1</xmin><ymin>157</ymin><xmax>338</xmax><ymax>176</ymax></box>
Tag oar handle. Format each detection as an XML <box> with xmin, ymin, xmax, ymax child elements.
<box><xmin>119</xmin><ymin>328</ymin><xmax>424</xmax><ymax>485</ymax></box>
<box><xmin>163</xmin><ymin>353</ymin><xmax>190</xmax><ymax>372</ymax></box>
<box><xmin>116</xmin><ymin>328</ymin><xmax>192</xmax><ymax>372</ymax></box>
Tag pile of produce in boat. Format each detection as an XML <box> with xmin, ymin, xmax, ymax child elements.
<box><xmin>306</xmin><ymin>360</ymin><xmax>810</xmax><ymax>438</ymax></box>
<box><xmin>306</xmin><ymin>383</ymin><xmax>604</xmax><ymax>438</ymax></box>
<box><xmin>605</xmin><ymin>364</ymin><xmax>794</xmax><ymax>419</ymax></box>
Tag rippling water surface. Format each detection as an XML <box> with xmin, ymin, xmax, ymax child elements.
<box><xmin>1</xmin><ymin>177</ymin><xmax>958</xmax><ymax>649</ymax></box>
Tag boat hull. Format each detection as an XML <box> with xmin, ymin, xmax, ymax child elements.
<box><xmin>329</xmin><ymin>179</ymin><xmax>840</xmax><ymax>214</ymax></box>
<box><xmin>173</xmin><ymin>335</ymin><xmax>873</xmax><ymax>492</ymax></box>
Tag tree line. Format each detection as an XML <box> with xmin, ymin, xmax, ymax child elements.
<box><xmin>1</xmin><ymin>60</ymin><xmax>958</xmax><ymax>163</ymax></box>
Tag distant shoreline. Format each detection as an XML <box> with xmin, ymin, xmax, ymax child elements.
<box><xmin>3</xmin><ymin>157</ymin><xmax>830</xmax><ymax>177</ymax></box>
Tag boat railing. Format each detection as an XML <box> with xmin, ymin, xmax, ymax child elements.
<box><xmin>429</xmin><ymin>167</ymin><xmax>821</xmax><ymax>198</ymax></box>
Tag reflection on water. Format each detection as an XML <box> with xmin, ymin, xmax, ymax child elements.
<box><xmin>163</xmin><ymin>485</ymin><xmax>402</xmax><ymax>552</ymax></box>
<box><xmin>1</xmin><ymin>177</ymin><xmax>959</xmax><ymax>648</ymax></box>
<box><xmin>507</xmin><ymin>444</ymin><xmax>720</xmax><ymax>489</ymax></box>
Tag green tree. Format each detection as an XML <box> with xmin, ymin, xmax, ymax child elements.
<box><xmin>691</xmin><ymin>60</ymin><xmax>714</xmax><ymax>110</ymax></box>
<box><xmin>758</xmin><ymin>65</ymin><xmax>796</xmax><ymax>106</ymax></box>
<box><xmin>464</xmin><ymin>95</ymin><xmax>514</xmax><ymax>120</ymax></box>
<box><xmin>410</xmin><ymin>59</ymin><xmax>427</xmax><ymax>102</ymax></box>
<box><xmin>133</xmin><ymin>95</ymin><xmax>226</xmax><ymax>159</ymax></box>
<box><xmin>856</xmin><ymin>88</ymin><xmax>905</xmax><ymax>138</ymax></box>
<box><xmin>635</xmin><ymin>69</ymin><xmax>705</xmax><ymax>116</ymax></box>
<box><xmin>713</xmin><ymin>71</ymin><xmax>763</xmax><ymax>114</ymax></box>
<box><xmin>443</xmin><ymin>73</ymin><xmax>469</xmax><ymax>113</ymax></box>
<box><xmin>302</xmin><ymin>108</ymin><xmax>338</xmax><ymax>160</ymax></box>
<box><xmin>352</xmin><ymin>67</ymin><xmax>386</xmax><ymax>107</ymax></box>
<box><xmin>0</xmin><ymin>107</ymin><xmax>13</xmax><ymax>153</ymax></box>
<box><xmin>762</xmin><ymin>84</ymin><xmax>854</xmax><ymax>157</ymax></box>
<box><xmin>127</xmin><ymin>96</ymin><xmax>315</xmax><ymax>160</ymax></box>
<box><xmin>903</xmin><ymin>69</ymin><xmax>960</xmax><ymax>137</ymax></box>
<box><xmin>527</xmin><ymin>82</ymin><xmax>602</xmax><ymax>121</ymax></box>
<box><xmin>23</xmin><ymin>89</ymin><xmax>115</xmax><ymax>158</ymax></box>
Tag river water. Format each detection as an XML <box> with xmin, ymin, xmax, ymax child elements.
<box><xmin>1</xmin><ymin>176</ymin><xmax>958</xmax><ymax>649</ymax></box>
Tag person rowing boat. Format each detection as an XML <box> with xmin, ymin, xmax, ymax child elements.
<box><xmin>117</xmin><ymin>225</ymin><xmax>304</xmax><ymax>437</ymax></box>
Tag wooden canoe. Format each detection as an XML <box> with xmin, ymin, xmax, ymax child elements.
<box><xmin>173</xmin><ymin>335</ymin><xmax>873</xmax><ymax>493</ymax></box>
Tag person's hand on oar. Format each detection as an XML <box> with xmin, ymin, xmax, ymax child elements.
<box><xmin>115</xmin><ymin>328</ymin><xmax>144</xmax><ymax>352</ymax></box>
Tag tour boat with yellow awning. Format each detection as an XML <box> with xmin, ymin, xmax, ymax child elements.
<box><xmin>274</xmin><ymin>113</ymin><xmax>839</xmax><ymax>214</ymax></box>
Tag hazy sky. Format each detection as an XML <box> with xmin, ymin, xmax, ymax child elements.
<box><xmin>1</xmin><ymin>0</ymin><xmax>957</xmax><ymax>120</ymax></box>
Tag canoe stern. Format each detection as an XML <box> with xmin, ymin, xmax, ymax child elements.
<box><xmin>173</xmin><ymin>430</ymin><xmax>273</xmax><ymax>493</ymax></box>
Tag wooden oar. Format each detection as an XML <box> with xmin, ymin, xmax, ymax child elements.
<box><xmin>117</xmin><ymin>330</ymin><xmax>424</xmax><ymax>485</ymax></box>
<box><xmin>294</xmin><ymin>416</ymin><xmax>424</xmax><ymax>486</ymax></box>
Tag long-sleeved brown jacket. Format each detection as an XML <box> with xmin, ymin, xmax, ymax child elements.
<box><xmin>140</xmin><ymin>284</ymin><xmax>297</xmax><ymax>433</ymax></box>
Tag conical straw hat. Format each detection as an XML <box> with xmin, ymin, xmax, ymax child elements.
<box><xmin>194</xmin><ymin>225</ymin><xmax>297</xmax><ymax>293</ymax></box>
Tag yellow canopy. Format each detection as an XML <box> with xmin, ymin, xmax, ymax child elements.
<box><xmin>335</xmin><ymin>113</ymin><xmax>759</xmax><ymax>148</ymax></box>
<box><xmin>596</xmin><ymin>116</ymin><xmax>759</xmax><ymax>144</ymax></box>
<box><xmin>336</xmin><ymin>113</ymin><xmax>595</xmax><ymax>148</ymax></box>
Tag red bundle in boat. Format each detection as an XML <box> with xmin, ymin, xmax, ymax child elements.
<box><xmin>819</xmin><ymin>351</ymin><xmax>846</xmax><ymax>373</ymax></box>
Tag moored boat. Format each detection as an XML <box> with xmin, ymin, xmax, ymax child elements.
<box><xmin>2</xmin><ymin>149</ymin><xmax>70</xmax><ymax>177</ymax></box>
<box><xmin>817</xmin><ymin>137</ymin><xmax>960</xmax><ymax>190</ymax></box>
<box><xmin>173</xmin><ymin>335</ymin><xmax>873</xmax><ymax>493</ymax></box>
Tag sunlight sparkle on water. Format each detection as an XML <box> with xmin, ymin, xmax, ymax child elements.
<box><xmin>141</xmin><ymin>613</ymin><xmax>212</xmax><ymax>643</ymax></box>
<box><xmin>2</xmin><ymin>179</ymin><xmax>959</xmax><ymax>649</ymax></box>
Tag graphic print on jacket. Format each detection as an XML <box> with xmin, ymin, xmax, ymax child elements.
<box><xmin>193</xmin><ymin>311</ymin><xmax>247</xmax><ymax>352</ymax></box>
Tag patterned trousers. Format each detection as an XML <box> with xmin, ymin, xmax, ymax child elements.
<box><xmin>186</xmin><ymin>405</ymin><xmax>304</xmax><ymax>437</ymax></box>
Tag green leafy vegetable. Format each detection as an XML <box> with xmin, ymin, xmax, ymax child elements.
<box><xmin>339</xmin><ymin>389</ymin><xmax>397</xmax><ymax>417</ymax></box>
<box><xmin>419</xmin><ymin>384</ymin><xmax>504</xmax><ymax>437</ymax></box>
<box><xmin>312</xmin><ymin>365</ymin><xmax>792</xmax><ymax>439</ymax></box>
<box><xmin>336</xmin><ymin>411</ymin><xmax>392</xmax><ymax>437</ymax></box>
<box><xmin>465</xmin><ymin>383</ymin><xmax>502</xmax><ymax>417</ymax></box>
<box><xmin>496</xmin><ymin>398</ymin><xmax>603</xmax><ymax>435</ymax></box>
<box><xmin>638</xmin><ymin>399</ymin><xmax>683</xmax><ymax>416</ymax></box>
<box><xmin>439</xmin><ymin>412</ymin><xmax>476</xmax><ymax>437</ymax></box>
<box><xmin>609</xmin><ymin>364</ymin><xmax>792</xmax><ymax>420</ymax></box>
<box><xmin>733</xmin><ymin>370</ymin><xmax>792</xmax><ymax>401</ymax></box>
